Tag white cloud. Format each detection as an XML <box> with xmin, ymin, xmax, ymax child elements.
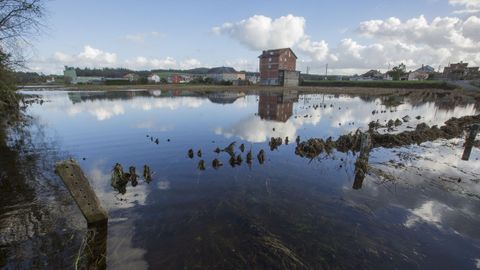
<box><xmin>124</xmin><ymin>56</ymin><xmax>202</xmax><ymax>70</ymax></box>
<box><xmin>214</xmin><ymin>13</ymin><xmax>480</xmax><ymax>75</ymax></box>
<box><xmin>213</xmin><ymin>14</ymin><xmax>306</xmax><ymax>50</ymax></box>
<box><xmin>78</xmin><ymin>45</ymin><xmax>117</xmax><ymax>64</ymax></box>
<box><xmin>212</xmin><ymin>14</ymin><xmax>337</xmax><ymax>63</ymax></box>
<box><xmin>449</xmin><ymin>0</ymin><xmax>480</xmax><ymax>13</ymax></box>
<box><xmin>297</xmin><ymin>37</ymin><xmax>334</xmax><ymax>62</ymax></box>
<box><xmin>28</xmin><ymin>45</ymin><xmax>118</xmax><ymax>74</ymax></box>
<box><xmin>28</xmin><ymin>45</ymin><xmax>202</xmax><ymax>74</ymax></box>
<box><xmin>125</xmin><ymin>33</ymin><xmax>146</xmax><ymax>43</ymax></box>
<box><xmin>224</xmin><ymin>59</ymin><xmax>255</xmax><ymax>71</ymax></box>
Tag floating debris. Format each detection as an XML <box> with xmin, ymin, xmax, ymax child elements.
<box><xmin>257</xmin><ymin>150</ymin><xmax>265</xmax><ymax>164</ymax></box>
<box><xmin>402</xmin><ymin>115</ymin><xmax>411</xmax><ymax>122</ymax></box>
<box><xmin>296</xmin><ymin>135</ymin><xmax>301</xmax><ymax>144</ymax></box>
<box><xmin>212</xmin><ymin>159</ymin><xmax>223</xmax><ymax>169</ymax></box>
<box><xmin>214</xmin><ymin>147</ymin><xmax>221</xmax><ymax>153</ymax></box>
<box><xmin>246</xmin><ymin>150</ymin><xmax>253</xmax><ymax>164</ymax></box>
<box><xmin>295</xmin><ymin>139</ymin><xmax>325</xmax><ymax>159</ymax></box>
<box><xmin>143</xmin><ymin>165</ymin><xmax>152</xmax><ymax>183</ymax></box>
<box><xmin>223</xmin><ymin>142</ymin><xmax>236</xmax><ymax>156</ymax></box>
<box><xmin>394</xmin><ymin>119</ymin><xmax>402</xmax><ymax>127</ymax></box>
<box><xmin>416</xmin><ymin>115</ymin><xmax>421</xmax><ymax>120</ymax></box>
<box><xmin>229</xmin><ymin>155</ymin><xmax>237</xmax><ymax>167</ymax></box>
<box><xmin>239</xmin><ymin>143</ymin><xmax>245</xmax><ymax>153</ymax></box>
<box><xmin>269</xmin><ymin>137</ymin><xmax>283</xmax><ymax>151</ymax></box>
<box><xmin>197</xmin><ymin>150</ymin><xmax>202</xmax><ymax>157</ymax></box>
<box><xmin>111</xmin><ymin>163</ymin><xmax>128</xmax><ymax>194</ymax></box>
<box><xmin>285</xmin><ymin>137</ymin><xmax>289</xmax><ymax>145</ymax></box>
<box><xmin>387</xmin><ymin>119</ymin><xmax>395</xmax><ymax>128</ymax></box>
<box><xmin>188</xmin><ymin>149</ymin><xmax>194</xmax><ymax>159</ymax></box>
<box><xmin>167</xmin><ymin>138</ymin><xmax>171</xmax><ymax>142</ymax></box>
<box><xmin>197</xmin><ymin>160</ymin><xmax>206</xmax><ymax>171</ymax></box>
<box><xmin>236</xmin><ymin>154</ymin><xmax>243</xmax><ymax>165</ymax></box>
<box><xmin>129</xmin><ymin>166</ymin><xmax>138</xmax><ymax>187</ymax></box>
<box><xmin>155</xmin><ymin>138</ymin><xmax>159</xmax><ymax>144</ymax></box>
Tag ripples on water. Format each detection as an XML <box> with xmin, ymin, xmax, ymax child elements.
<box><xmin>1</xmin><ymin>89</ymin><xmax>479</xmax><ymax>269</ymax></box>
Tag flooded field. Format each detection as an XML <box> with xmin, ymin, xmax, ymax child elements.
<box><xmin>1</xmin><ymin>88</ymin><xmax>480</xmax><ymax>269</ymax></box>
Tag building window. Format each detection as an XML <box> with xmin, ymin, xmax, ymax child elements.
<box><xmin>269</xmin><ymin>57</ymin><xmax>272</xmax><ymax>62</ymax></box>
<box><xmin>268</xmin><ymin>64</ymin><xmax>271</xmax><ymax>69</ymax></box>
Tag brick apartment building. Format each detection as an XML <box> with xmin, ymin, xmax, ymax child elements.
<box><xmin>259</xmin><ymin>48</ymin><xmax>299</xmax><ymax>86</ymax></box>
<box><xmin>258</xmin><ymin>91</ymin><xmax>299</xmax><ymax>122</ymax></box>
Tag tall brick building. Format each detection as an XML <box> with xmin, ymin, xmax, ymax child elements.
<box><xmin>259</xmin><ymin>48</ymin><xmax>299</xmax><ymax>86</ymax></box>
<box><xmin>258</xmin><ymin>91</ymin><xmax>299</xmax><ymax>122</ymax></box>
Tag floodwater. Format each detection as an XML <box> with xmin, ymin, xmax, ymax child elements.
<box><xmin>1</xmin><ymin>88</ymin><xmax>480</xmax><ymax>269</ymax></box>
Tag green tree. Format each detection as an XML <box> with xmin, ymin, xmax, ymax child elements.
<box><xmin>0</xmin><ymin>0</ymin><xmax>45</xmax><ymax>113</ymax></box>
<box><xmin>387</xmin><ymin>63</ymin><xmax>407</xmax><ymax>81</ymax></box>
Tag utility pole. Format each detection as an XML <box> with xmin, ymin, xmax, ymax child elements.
<box><xmin>306</xmin><ymin>66</ymin><xmax>310</xmax><ymax>75</ymax></box>
<box><xmin>325</xmin><ymin>63</ymin><xmax>328</xmax><ymax>80</ymax></box>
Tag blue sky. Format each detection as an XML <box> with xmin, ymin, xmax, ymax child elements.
<box><xmin>28</xmin><ymin>0</ymin><xmax>480</xmax><ymax>74</ymax></box>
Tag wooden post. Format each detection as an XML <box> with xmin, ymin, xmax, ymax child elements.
<box><xmin>55</xmin><ymin>159</ymin><xmax>108</xmax><ymax>225</ymax></box>
<box><xmin>462</xmin><ymin>124</ymin><xmax>479</xmax><ymax>161</ymax></box>
<box><xmin>353</xmin><ymin>133</ymin><xmax>371</xmax><ymax>190</ymax></box>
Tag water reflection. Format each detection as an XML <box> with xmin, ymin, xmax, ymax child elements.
<box><xmin>10</xmin><ymin>88</ymin><xmax>480</xmax><ymax>269</ymax></box>
<box><xmin>258</xmin><ymin>91</ymin><xmax>298</xmax><ymax>122</ymax></box>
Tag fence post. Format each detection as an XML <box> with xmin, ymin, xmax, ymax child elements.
<box><xmin>353</xmin><ymin>133</ymin><xmax>371</xmax><ymax>190</ymax></box>
<box><xmin>462</xmin><ymin>124</ymin><xmax>479</xmax><ymax>161</ymax></box>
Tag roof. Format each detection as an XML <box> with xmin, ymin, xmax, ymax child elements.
<box><xmin>258</xmin><ymin>48</ymin><xmax>297</xmax><ymax>59</ymax></box>
<box><xmin>361</xmin><ymin>70</ymin><xmax>383</xmax><ymax>77</ymax></box>
<box><xmin>207</xmin><ymin>66</ymin><xmax>238</xmax><ymax>74</ymax></box>
<box><xmin>415</xmin><ymin>65</ymin><xmax>435</xmax><ymax>73</ymax></box>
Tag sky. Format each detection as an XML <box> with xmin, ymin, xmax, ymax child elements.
<box><xmin>26</xmin><ymin>0</ymin><xmax>480</xmax><ymax>75</ymax></box>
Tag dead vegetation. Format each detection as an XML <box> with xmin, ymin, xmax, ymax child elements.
<box><xmin>295</xmin><ymin>114</ymin><xmax>480</xmax><ymax>159</ymax></box>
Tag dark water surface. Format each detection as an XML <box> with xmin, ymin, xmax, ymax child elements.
<box><xmin>2</xmin><ymin>89</ymin><xmax>480</xmax><ymax>269</ymax></box>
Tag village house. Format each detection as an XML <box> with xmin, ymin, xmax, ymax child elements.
<box><xmin>408</xmin><ymin>65</ymin><xmax>435</xmax><ymax>81</ymax></box>
<box><xmin>205</xmin><ymin>67</ymin><xmax>245</xmax><ymax>82</ymax></box>
<box><xmin>147</xmin><ymin>74</ymin><xmax>160</xmax><ymax>83</ymax></box>
<box><xmin>351</xmin><ymin>70</ymin><xmax>384</xmax><ymax>81</ymax></box>
<box><xmin>259</xmin><ymin>48</ymin><xmax>299</xmax><ymax>86</ymax></box>
<box><xmin>123</xmin><ymin>73</ymin><xmax>140</xmax><ymax>82</ymax></box>
<box><xmin>443</xmin><ymin>62</ymin><xmax>480</xmax><ymax>80</ymax></box>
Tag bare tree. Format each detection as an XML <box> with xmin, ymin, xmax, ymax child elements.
<box><xmin>0</xmin><ymin>0</ymin><xmax>45</xmax><ymax>66</ymax></box>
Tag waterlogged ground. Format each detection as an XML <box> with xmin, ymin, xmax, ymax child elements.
<box><xmin>1</xmin><ymin>88</ymin><xmax>480</xmax><ymax>269</ymax></box>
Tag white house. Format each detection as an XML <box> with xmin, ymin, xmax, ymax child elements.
<box><xmin>148</xmin><ymin>74</ymin><xmax>161</xmax><ymax>83</ymax></box>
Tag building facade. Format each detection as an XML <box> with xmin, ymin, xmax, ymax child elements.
<box><xmin>259</xmin><ymin>48</ymin><xmax>298</xmax><ymax>86</ymax></box>
<box><xmin>148</xmin><ymin>74</ymin><xmax>161</xmax><ymax>83</ymax></box>
<box><xmin>258</xmin><ymin>91</ymin><xmax>298</xmax><ymax>122</ymax></box>
<box><xmin>206</xmin><ymin>67</ymin><xmax>245</xmax><ymax>82</ymax></box>
<box><xmin>443</xmin><ymin>62</ymin><xmax>480</xmax><ymax>80</ymax></box>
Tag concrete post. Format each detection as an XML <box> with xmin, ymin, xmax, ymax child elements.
<box><xmin>55</xmin><ymin>160</ymin><xmax>108</xmax><ymax>225</ymax></box>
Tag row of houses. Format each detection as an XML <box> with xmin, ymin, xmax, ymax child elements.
<box><xmin>63</xmin><ymin>67</ymin><xmax>261</xmax><ymax>85</ymax></box>
<box><xmin>351</xmin><ymin>62</ymin><xmax>479</xmax><ymax>82</ymax></box>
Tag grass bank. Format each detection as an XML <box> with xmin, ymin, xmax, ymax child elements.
<box><xmin>301</xmin><ymin>80</ymin><xmax>456</xmax><ymax>90</ymax></box>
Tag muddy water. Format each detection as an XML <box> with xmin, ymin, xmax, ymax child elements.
<box><xmin>2</xmin><ymin>89</ymin><xmax>480</xmax><ymax>269</ymax></box>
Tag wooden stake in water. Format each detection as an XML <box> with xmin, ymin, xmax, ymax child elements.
<box><xmin>353</xmin><ymin>133</ymin><xmax>371</xmax><ymax>190</ymax></box>
<box><xmin>55</xmin><ymin>159</ymin><xmax>108</xmax><ymax>225</ymax></box>
<box><xmin>462</xmin><ymin>124</ymin><xmax>479</xmax><ymax>161</ymax></box>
